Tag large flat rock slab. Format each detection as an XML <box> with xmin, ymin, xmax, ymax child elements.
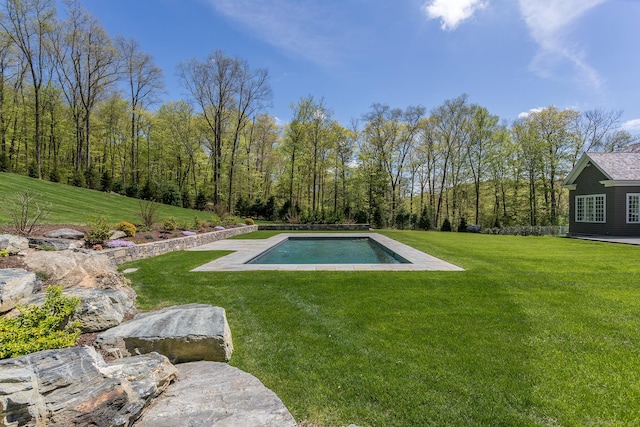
<box><xmin>94</xmin><ymin>304</ymin><xmax>233</xmax><ymax>363</ymax></box>
<box><xmin>0</xmin><ymin>346</ymin><xmax>176</xmax><ymax>427</ymax></box>
<box><xmin>134</xmin><ymin>361</ymin><xmax>297</xmax><ymax>427</ymax></box>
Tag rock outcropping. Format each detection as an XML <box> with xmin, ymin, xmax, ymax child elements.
<box><xmin>134</xmin><ymin>361</ymin><xmax>297</xmax><ymax>427</ymax></box>
<box><xmin>0</xmin><ymin>346</ymin><xmax>177</xmax><ymax>427</ymax></box>
<box><xmin>0</xmin><ymin>234</ymin><xmax>28</xmax><ymax>255</ymax></box>
<box><xmin>0</xmin><ymin>268</ymin><xmax>38</xmax><ymax>313</ymax></box>
<box><xmin>95</xmin><ymin>304</ymin><xmax>233</xmax><ymax>363</ymax></box>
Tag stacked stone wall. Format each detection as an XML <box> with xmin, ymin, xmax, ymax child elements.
<box><xmin>103</xmin><ymin>225</ymin><xmax>258</xmax><ymax>264</ymax></box>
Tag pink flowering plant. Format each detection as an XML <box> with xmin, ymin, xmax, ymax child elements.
<box><xmin>105</xmin><ymin>240</ymin><xmax>136</xmax><ymax>248</ymax></box>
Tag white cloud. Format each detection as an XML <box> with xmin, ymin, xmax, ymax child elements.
<box><xmin>621</xmin><ymin>119</ymin><xmax>640</xmax><ymax>132</ymax></box>
<box><xmin>422</xmin><ymin>0</ymin><xmax>488</xmax><ymax>30</ymax></box>
<box><xmin>519</xmin><ymin>0</ymin><xmax>609</xmax><ymax>89</ymax></box>
<box><xmin>206</xmin><ymin>0</ymin><xmax>354</xmax><ymax>67</ymax></box>
<box><xmin>517</xmin><ymin>107</ymin><xmax>544</xmax><ymax>119</ymax></box>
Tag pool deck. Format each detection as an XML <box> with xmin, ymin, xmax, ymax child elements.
<box><xmin>188</xmin><ymin>233</ymin><xmax>464</xmax><ymax>272</ymax></box>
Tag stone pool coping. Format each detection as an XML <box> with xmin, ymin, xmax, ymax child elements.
<box><xmin>188</xmin><ymin>233</ymin><xmax>464</xmax><ymax>271</ymax></box>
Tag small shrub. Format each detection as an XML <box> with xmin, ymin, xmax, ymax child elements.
<box><xmin>209</xmin><ymin>214</ymin><xmax>221</xmax><ymax>227</ymax></box>
<box><xmin>144</xmin><ymin>234</ymin><xmax>153</xmax><ymax>240</ymax></box>
<box><xmin>441</xmin><ymin>218</ymin><xmax>452</xmax><ymax>232</ymax></box>
<box><xmin>85</xmin><ymin>217</ymin><xmax>112</xmax><ymax>246</ymax></box>
<box><xmin>245</xmin><ymin>218</ymin><xmax>255</xmax><ymax>226</ymax></box>
<box><xmin>115</xmin><ymin>221</ymin><xmax>137</xmax><ymax>237</ymax></box>
<box><xmin>195</xmin><ymin>192</ymin><xmax>208</xmax><ymax>211</ymax></box>
<box><xmin>457</xmin><ymin>217</ymin><xmax>468</xmax><ymax>232</ymax></box>
<box><xmin>163</xmin><ymin>217</ymin><xmax>177</xmax><ymax>231</ymax></box>
<box><xmin>177</xmin><ymin>220</ymin><xmax>191</xmax><ymax>231</ymax></box>
<box><xmin>4</xmin><ymin>190</ymin><xmax>51</xmax><ymax>236</ymax></box>
<box><xmin>137</xmin><ymin>225</ymin><xmax>151</xmax><ymax>232</ymax></box>
<box><xmin>0</xmin><ymin>249</ymin><xmax>8</xmax><ymax>257</ymax></box>
<box><xmin>223</xmin><ymin>215</ymin><xmax>243</xmax><ymax>227</ymax></box>
<box><xmin>138</xmin><ymin>200</ymin><xmax>159</xmax><ymax>227</ymax></box>
<box><xmin>193</xmin><ymin>216</ymin><xmax>205</xmax><ymax>230</ymax></box>
<box><xmin>125</xmin><ymin>183</ymin><xmax>140</xmax><ymax>199</ymax></box>
<box><xmin>0</xmin><ymin>286</ymin><xmax>81</xmax><ymax>359</ymax></box>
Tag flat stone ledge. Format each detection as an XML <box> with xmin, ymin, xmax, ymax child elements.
<box><xmin>134</xmin><ymin>361</ymin><xmax>297</xmax><ymax>427</ymax></box>
<box><xmin>94</xmin><ymin>303</ymin><xmax>233</xmax><ymax>364</ymax></box>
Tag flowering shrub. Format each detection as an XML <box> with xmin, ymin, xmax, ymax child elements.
<box><xmin>214</xmin><ymin>225</ymin><xmax>225</xmax><ymax>231</ymax></box>
<box><xmin>182</xmin><ymin>231</ymin><xmax>196</xmax><ymax>236</ymax></box>
<box><xmin>245</xmin><ymin>218</ymin><xmax>255</xmax><ymax>225</ymax></box>
<box><xmin>105</xmin><ymin>240</ymin><xmax>136</xmax><ymax>248</ymax></box>
<box><xmin>115</xmin><ymin>221</ymin><xmax>136</xmax><ymax>237</ymax></box>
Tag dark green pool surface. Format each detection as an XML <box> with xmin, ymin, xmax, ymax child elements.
<box><xmin>246</xmin><ymin>237</ymin><xmax>409</xmax><ymax>264</ymax></box>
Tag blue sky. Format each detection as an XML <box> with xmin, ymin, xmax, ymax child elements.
<box><xmin>77</xmin><ymin>0</ymin><xmax>640</xmax><ymax>132</ymax></box>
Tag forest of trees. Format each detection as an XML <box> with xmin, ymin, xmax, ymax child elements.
<box><xmin>1</xmin><ymin>0</ymin><xmax>638</xmax><ymax>229</ymax></box>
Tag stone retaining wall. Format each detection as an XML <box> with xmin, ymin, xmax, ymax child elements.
<box><xmin>258</xmin><ymin>224</ymin><xmax>370</xmax><ymax>231</ymax></box>
<box><xmin>104</xmin><ymin>225</ymin><xmax>258</xmax><ymax>264</ymax></box>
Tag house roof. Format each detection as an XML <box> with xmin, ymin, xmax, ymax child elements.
<box><xmin>563</xmin><ymin>152</ymin><xmax>640</xmax><ymax>187</ymax></box>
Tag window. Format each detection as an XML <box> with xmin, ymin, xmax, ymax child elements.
<box><xmin>575</xmin><ymin>194</ymin><xmax>606</xmax><ymax>223</ymax></box>
<box><xmin>628</xmin><ymin>193</ymin><xmax>640</xmax><ymax>224</ymax></box>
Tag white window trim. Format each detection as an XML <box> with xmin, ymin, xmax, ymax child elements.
<box><xmin>627</xmin><ymin>193</ymin><xmax>640</xmax><ymax>224</ymax></box>
<box><xmin>575</xmin><ymin>194</ymin><xmax>606</xmax><ymax>223</ymax></box>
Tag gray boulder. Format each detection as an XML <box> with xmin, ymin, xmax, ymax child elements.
<box><xmin>43</xmin><ymin>227</ymin><xmax>85</xmax><ymax>240</ymax></box>
<box><xmin>28</xmin><ymin>237</ymin><xmax>83</xmax><ymax>251</ymax></box>
<box><xmin>0</xmin><ymin>268</ymin><xmax>38</xmax><ymax>313</ymax></box>
<box><xmin>18</xmin><ymin>287</ymin><xmax>135</xmax><ymax>332</ymax></box>
<box><xmin>0</xmin><ymin>346</ymin><xmax>177</xmax><ymax>427</ymax></box>
<box><xmin>0</xmin><ymin>234</ymin><xmax>29</xmax><ymax>254</ymax></box>
<box><xmin>94</xmin><ymin>304</ymin><xmax>233</xmax><ymax>364</ymax></box>
<box><xmin>134</xmin><ymin>361</ymin><xmax>297</xmax><ymax>427</ymax></box>
<box><xmin>110</xmin><ymin>230</ymin><xmax>128</xmax><ymax>240</ymax></box>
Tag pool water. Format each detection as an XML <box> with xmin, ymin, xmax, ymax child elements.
<box><xmin>246</xmin><ymin>237</ymin><xmax>409</xmax><ymax>264</ymax></box>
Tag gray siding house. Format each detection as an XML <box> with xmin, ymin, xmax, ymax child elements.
<box><xmin>562</xmin><ymin>152</ymin><xmax>640</xmax><ymax>236</ymax></box>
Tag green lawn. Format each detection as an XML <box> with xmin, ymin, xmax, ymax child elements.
<box><xmin>0</xmin><ymin>172</ymin><xmax>209</xmax><ymax>225</ymax></box>
<box><xmin>122</xmin><ymin>231</ymin><xmax>640</xmax><ymax>426</ymax></box>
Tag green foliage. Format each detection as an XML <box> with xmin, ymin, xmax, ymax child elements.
<box><xmin>440</xmin><ymin>217</ymin><xmax>452</xmax><ymax>232</ymax></box>
<box><xmin>125</xmin><ymin>183</ymin><xmax>139</xmax><ymax>199</ymax></box>
<box><xmin>140</xmin><ymin>181</ymin><xmax>156</xmax><ymax>201</ymax></box>
<box><xmin>195</xmin><ymin>192</ymin><xmax>208</xmax><ymax>211</ymax></box>
<box><xmin>100</xmin><ymin>171</ymin><xmax>113</xmax><ymax>192</ymax></box>
<box><xmin>71</xmin><ymin>172</ymin><xmax>85</xmax><ymax>188</ymax></box>
<box><xmin>85</xmin><ymin>217</ymin><xmax>112</xmax><ymax>246</ymax></box>
<box><xmin>0</xmin><ymin>152</ymin><xmax>7</xmax><ymax>172</ymax></box>
<box><xmin>115</xmin><ymin>221</ymin><xmax>136</xmax><ymax>237</ymax></box>
<box><xmin>457</xmin><ymin>217</ymin><xmax>468</xmax><ymax>232</ymax></box>
<box><xmin>244</xmin><ymin>217</ymin><xmax>255</xmax><ymax>225</ymax></box>
<box><xmin>209</xmin><ymin>213</ymin><xmax>221</xmax><ymax>227</ymax></box>
<box><xmin>49</xmin><ymin>168</ymin><xmax>60</xmax><ymax>183</ymax></box>
<box><xmin>161</xmin><ymin>185</ymin><xmax>182</xmax><ymax>207</ymax></box>
<box><xmin>222</xmin><ymin>215</ymin><xmax>243</xmax><ymax>227</ymax></box>
<box><xmin>0</xmin><ymin>286</ymin><xmax>81</xmax><ymax>359</ymax></box>
<box><xmin>162</xmin><ymin>217</ymin><xmax>177</xmax><ymax>231</ymax></box>
<box><xmin>0</xmin><ymin>249</ymin><xmax>8</xmax><ymax>257</ymax></box>
<box><xmin>193</xmin><ymin>216</ymin><xmax>205</xmax><ymax>230</ymax></box>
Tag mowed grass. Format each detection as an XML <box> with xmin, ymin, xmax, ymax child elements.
<box><xmin>0</xmin><ymin>172</ymin><xmax>208</xmax><ymax>225</ymax></box>
<box><xmin>123</xmin><ymin>231</ymin><xmax>640</xmax><ymax>426</ymax></box>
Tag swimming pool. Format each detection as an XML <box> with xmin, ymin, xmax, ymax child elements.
<box><xmin>188</xmin><ymin>233</ymin><xmax>464</xmax><ymax>271</ymax></box>
<box><xmin>246</xmin><ymin>236</ymin><xmax>409</xmax><ymax>264</ymax></box>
